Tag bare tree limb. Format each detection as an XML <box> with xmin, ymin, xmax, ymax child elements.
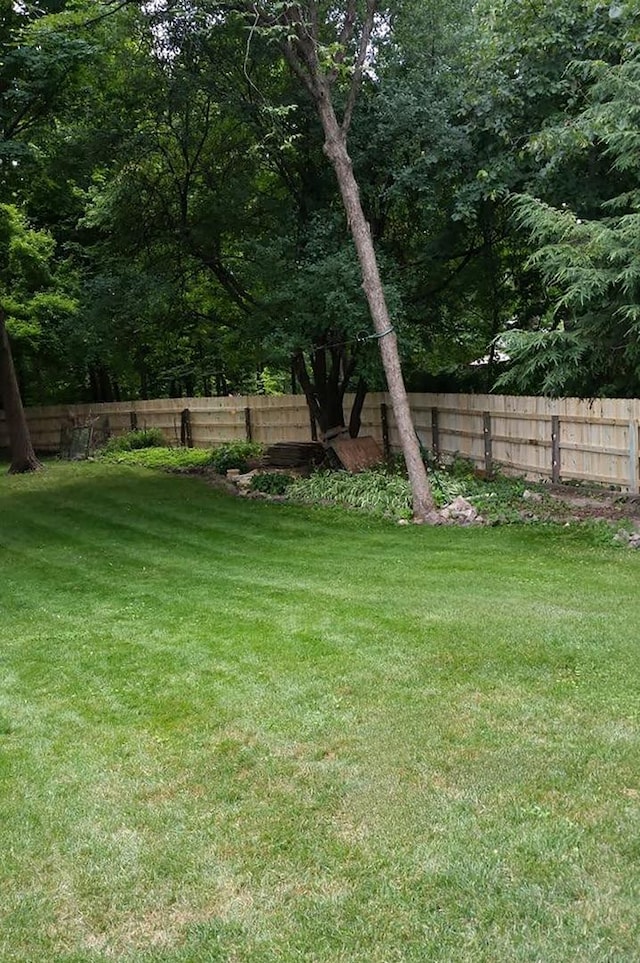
<box><xmin>83</xmin><ymin>0</ymin><xmax>137</xmax><ymax>28</ymax></box>
<box><xmin>280</xmin><ymin>36</ymin><xmax>317</xmax><ymax>98</ymax></box>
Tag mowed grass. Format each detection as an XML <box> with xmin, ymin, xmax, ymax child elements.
<box><xmin>0</xmin><ymin>462</ymin><xmax>639</xmax><ymax>963</ymax></box>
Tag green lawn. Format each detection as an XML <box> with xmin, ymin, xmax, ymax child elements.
<box><xmin>1</xmin><ymin>462</ymin><xmax>639</xmax><ymax>962</ymax></box>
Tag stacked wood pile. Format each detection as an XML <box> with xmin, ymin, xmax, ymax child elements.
<box><xmin>263</xmin><ymin>441</ymin><xmax>326</xmax><ymax>469</ymax></box>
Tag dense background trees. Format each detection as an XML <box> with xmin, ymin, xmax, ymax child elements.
<box><xmin>2</xmin><ymin>0</ymin><xmax>639</xmax><ymax>421</ymax></box>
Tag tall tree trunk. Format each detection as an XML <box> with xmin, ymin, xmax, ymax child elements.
<box><xmin>293</xmin><ymin>342</ymin><xmax>361</xmax><ymax>441</ymax></box>
<box><xmin>316</xmin><ymin>95</ymin><xmax>435</xmax><ymax>518</ymax></box>
<box><xmin>0</xmin><ymin>305</ymin><xmax>42</xmax><ymax>474</ymax></box>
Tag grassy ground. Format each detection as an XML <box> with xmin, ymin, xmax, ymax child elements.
<box><xmin>1</xmin><ymin>461</ymin><xmax>639</xmax><ymax>963</ymax></box>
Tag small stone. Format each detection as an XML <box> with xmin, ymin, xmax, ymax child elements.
<box><xmin>397</xmin><ymin>518</ymin><xmax>410</xmax><ymax>526</ymax></box>
<box><xmin>522</xmin><ymin>489</ymin><xmax>543</xmax><ymax>503</ymax></box>
<box><xmin>628</xmin><ymin>534</ymin><xmax>640</xmax><ymax>549</ymax></box>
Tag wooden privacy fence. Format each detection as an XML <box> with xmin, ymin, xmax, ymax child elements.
<box><xmin>1</xmin><ymin>392</ymin><xmax>639</xmax><ymax>492</ymax></box>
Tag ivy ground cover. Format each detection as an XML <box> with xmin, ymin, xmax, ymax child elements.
<box><xmin>1</xmin><ymin>462</ymin><xmax>639</xmax><ymax>962</ymax></box>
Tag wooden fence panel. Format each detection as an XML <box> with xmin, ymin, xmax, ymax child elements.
<box><xmin>249</xmin><ymin>398</ymin><xmax>312</xmax><ymax>444</ymax></box>
<box><xmin>2</xmin><ymin>391</ymin><xmax>639</xmax><ymax>490</ymax></box>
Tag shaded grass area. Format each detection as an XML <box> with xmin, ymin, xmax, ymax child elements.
<box><xmin>1</xmin><ymin>461</ymin><xmax>639</xmax><ymax>962</ymax></box>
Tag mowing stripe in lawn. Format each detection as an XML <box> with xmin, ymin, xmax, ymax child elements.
<box><xmin>0</xmin><ymin>462</ymin><xmax>639</xmax><ymax>962</ymax></box>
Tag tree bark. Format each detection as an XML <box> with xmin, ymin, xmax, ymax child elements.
<box><xmin>0</xmin><ymin>305</ymin><xmax>42</xmax><ymax>474</ymax></box>
<box><xmin>293</xmin><ymin>340</ymin><xmax>364</xmax><ymax>441</ymax></box>
<box><xmin>315</xmin><ymin>94</ymin><xmax>435</xmax><ymax>517</ymax></box>
<box><xmin>349</xmin><ymin>377</ymin><xmax>367</xmax><ymax>438</ymax></box>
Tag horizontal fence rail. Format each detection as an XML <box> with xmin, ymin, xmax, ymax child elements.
<box><xmin>1</xmin><ymin>392</ymin><xmax>638</xmax><ymax>492</ymax></box>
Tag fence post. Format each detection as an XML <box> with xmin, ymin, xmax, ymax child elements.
<box><xmin>244</xmin><ymin>406</ymin><xmax>253</xmax><ymax>442</ymax></box>
<box><xmin>629</xmin><ymin>420</ymin><xmax>639</xmax><ymax>494</ymax></box>
<box><xmin>180</xmin><ymin>408</ymin><xmax>192</xmax><ymax>448</ymax></box>
<box><xmin>551</xmin><ymin>415</ymin><xmax>561</xmax><ymax>484</ymax></box>
<box><xmin>380</xmin><ymin>402</ymin><xmax>390</xmax><ymax>459</ymax></box>
<box><xmin>130</xmin><ymin>411</ymin><xmax>137</xmax><ymax>431</ymax></box>
<box><xmin>483</xmin><ymin>411</ymin><xmax>493</xmax><ymax>478</ymax></box>
<box><xmin>431</xmin><ymin>407</ymin><xmax>440</xmax><ymax>460</ymax></box>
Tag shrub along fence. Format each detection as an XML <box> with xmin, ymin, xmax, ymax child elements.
<box><xmin>1</xmin><ymin>392</ymin><xmax>639</xmax><ymax>492</ymax></box>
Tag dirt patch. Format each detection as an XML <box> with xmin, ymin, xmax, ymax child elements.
<box><xmin>542</xmin><ymin>486</ymin><xmax>640</xmax><ymax>526</ymax></box>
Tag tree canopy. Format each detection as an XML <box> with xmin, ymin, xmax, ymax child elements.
<box><xmin>2</xmin><ymin>0</ymin><xmax>639</xmax><ymax>418</ymax></box>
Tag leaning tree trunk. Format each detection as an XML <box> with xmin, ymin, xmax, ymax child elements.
<box><xmin>0</xmin><ymin>305</ymin><xmax>42</xmax><ymax>474</ymax></box>
<box><xmin>315</xmin><ymin>95</ymin><xmax>435</xmax><ymax>518</ymax></box>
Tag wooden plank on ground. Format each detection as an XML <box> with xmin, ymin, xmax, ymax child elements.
<box><xmin>330</xmin><ymin>436</ymin><xmax>383</xmax><ymax>473</ymax></box>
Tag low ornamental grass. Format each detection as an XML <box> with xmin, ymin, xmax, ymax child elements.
<box><xmin>0</xmin><ymin>461</ymin><xmax>639</xmax><ymax>962</ymax></box>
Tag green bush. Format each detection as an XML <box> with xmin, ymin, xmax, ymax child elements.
<box><xmin>209</xmin><ymin>441</ymin><xmax>263</xmax><ymax>474</ymax></box>
<box><xmin>250</xmin><ymin>472</ymin><xmax>294</xmax><ymax>495</ymax></box>
<box><xmin>103</xmin><ymin>428</ymin><xmax>165</xmax><ymax>454</ymax></box>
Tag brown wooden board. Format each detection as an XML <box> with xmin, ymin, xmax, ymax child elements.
<box><xmin>264</xmin><ymin>441</ymin><xmax>326</xmax><ymax>468</ymax></box>
<box><xmin>330</xmin><ymin>436</ymin><xmax>383</xmax><ymax>472</ymax></box>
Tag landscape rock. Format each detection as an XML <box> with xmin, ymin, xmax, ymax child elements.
<box><xmin>415</xmin><ymin>511</ymin><xmax>450</xmax><ymax>526</ymax></box>
<box><xmin>522</xmin><ymin>489</ymin><xmax>543</xmax><ymax>503</ymax></box>
<box><xmin>440</xmin><ymin>495</ymin><xmax>482</xmax><ymax>524</ymax></box>
<box><xmin>235</xmin><ymin>470</ymin><xmax>258</xmax><ymax>490</ymax></box>
<box><xmin>628</xmin><ymin>533</ymin><xmax>640</xmax><ymax>549</ymax></box>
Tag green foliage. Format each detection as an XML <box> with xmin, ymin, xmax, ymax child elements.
<box><xmin>288</xmin><ymin>469</ymin><xmax>414</xmax><ymax>519</ymax></box>
<box><xmin>500</xmin><ymin>26</ymin><xmax>640</xmax><ymax>396</ymax></box>
<box><xmin>3</xmin><ymin>0</ymin><xmax>639</xmax><ymax>406</ymax></box>
<box><xmin>102</xmin><ymin>428</ymin><xmax>166</xmax><ymax>453</ymax></box>
<box><xmin>100</xmin><ymin>446</ymin><xmax>214</xmax><ymax>470</ymax></box>
<box><xmin>0</xmin><ymin>202</ymin><xmax>78</xmax><ymax>409</ymax></box>
<box><xmin>495</xmin><ymin>327</ymin><xmax>588</xmax><ymax>397</ymax></box>
<box><xmin>209</xmin><ymin>440</ymin><xmax>264</xmax><ymax>474</ymax></box>
<box><xmin>250</xmin><ymin>472</ymin><xmax>295</xmax><ymax>495</ymax></box>
<box><xmin>286</xmin><ymin>458</ymin><xmax>538</xmax><ymax>522</ymax></box>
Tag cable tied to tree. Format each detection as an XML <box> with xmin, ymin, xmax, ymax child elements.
<box><xmin>312</xmin><ymin>325</ymin><xmax>395</xmax><ymax>351</ymax></box>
